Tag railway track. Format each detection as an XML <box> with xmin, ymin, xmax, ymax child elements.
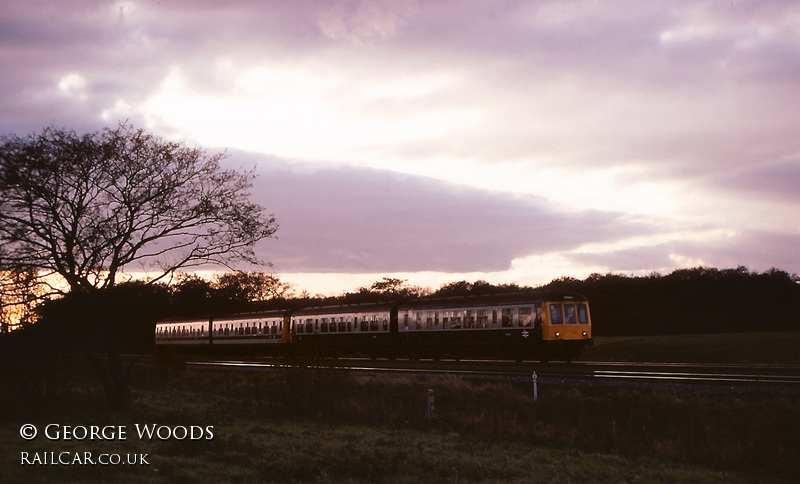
<box><xmin>178</xmin><ymin>357</ymin><xmax>800</xmax><ymax>391</ymax></box>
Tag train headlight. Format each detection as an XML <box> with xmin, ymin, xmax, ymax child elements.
<box><xmin>555</xmin><ymin>332</ymin><xmax>560</xmax><ymax>338</ymax></box>
<box><xmin>582</xmin><ymin>331</ymin><xmax>588</xmax><ymax>338</ymax></box>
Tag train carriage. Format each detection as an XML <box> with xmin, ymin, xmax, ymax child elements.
<box><xmin>211</xmin><ymin>311</ymin><xmax>290</xmax><ymax>346</ymax></box>
<box><xmin>155</xmin><ymin>318</ymin><xmax>210</xmax><ymax>346</ymax></box>
<box><xmin>397</xmin><ymin>291</ymin><xmax>591</xmax><ymax>360</ymax></box>
<box><xmin>290</xmin><ymin>302</ymin><xmax>396</xmax><ymax>357</ymax></box>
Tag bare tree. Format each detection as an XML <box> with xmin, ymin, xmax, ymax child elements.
<box><xmin>0</xmin><ymin>123</ymin><xmax>277</xmax><ymax>296</ymax></box>
<box><xmin>0</xmin><ymin>123</ymin><xmax>278</xmax><ymax>407</ymax></box>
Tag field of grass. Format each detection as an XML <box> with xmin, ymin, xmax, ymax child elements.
<box><xmin>1</xmin><ymin>412</ymin><xmax>756</xmax><ymax>483</ymax></box>
<box><xmin>3</xmin><ymin>355</ymin><xmax>800</xmax><ymax>483</ymax></box>
<box><xmin>2</xmin><ymin>331</ymin><xmax>799</xmax><ymax>482</ymax></box>
<box><xmin>580</xmin><ymin>330</ymin><xmax>800</xmax><ymax>364</ymax></box>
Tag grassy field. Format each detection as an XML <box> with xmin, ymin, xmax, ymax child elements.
<box><xmin>2</xmin><ymin>331</ymin><xmax>799</xmax><ymax>483</ymax></box>
<box><xmin>3</xmin><ymin>365</ymin><xmax>800</xmax><ymax>482</ymax></box>
<box><xmin>580</xmin><ymin>330</ymin><xmax>800</xmax><ymax>364</ymax></box>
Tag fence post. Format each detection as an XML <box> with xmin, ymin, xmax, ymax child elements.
<box><xmin>532</xmin><ymin>372</ymin><xmax>538</xmax><ymax>402</ymax></box>
<box><xmin>425</xmin><ymin>388</ymin><xmax>436</xmax><ymax>423</ymax></box>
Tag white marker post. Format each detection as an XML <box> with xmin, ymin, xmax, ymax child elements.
<box><xmin>532</xmin><ymin>372</ymin><xmax>538</xmax><ymax>402</ymax></box>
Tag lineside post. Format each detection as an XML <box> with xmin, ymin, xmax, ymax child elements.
<box><xmin>425</xmin><ymin>388</ymin><xmax>436</xmax><ymax>423</ymax></box>
<box><xmin>532</xmin><ymin>372</ymin><xmax>538</xmax><ymax>402</ymax></box>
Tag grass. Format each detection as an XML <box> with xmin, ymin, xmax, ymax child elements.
<box><xmin>3</xmin><ymin>360</ymin><xmax>799</xmax><ymax>483</ymax></box>
<box><xmin>1</xmin><ymin>387</ymin><xmax>777</xmax><ymax>484</ymax></box>
<box><xmin>3</xmin><ymin>331</ymin><xmax>800</xmax><ymax>483</ymax></box>
<box><xmin>580</xmin><ymin>330</ymin><xmax>800</xmax><ymax>364</ymax></box>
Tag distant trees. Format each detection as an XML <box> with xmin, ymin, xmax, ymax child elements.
<box><xmin>544</xmin><ymin>266</ymin><xmax>800</xmax><ymax>336</ymax></box>
<box><xmin>169</xmin><ymin>271</ymin><xmax>293</xmax><ymax>315</ymax></box>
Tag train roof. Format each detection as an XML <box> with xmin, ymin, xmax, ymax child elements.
<box><xmin>212</xmin><ymin>310</ymin><xmax>285</xmax><ymax>322</ymax></box>
<box><xmin>291</xmin><ymin>301</ymin><xmax>397</xmax><ymax>316</ymax></box>
<box><xmin>155</xmin><ymin>317</ymin><xmax>209</xmax><ymax>326</ymax></box>
<box><xmin>398</xmin><ymin>291</ymin><xmax>587</xmax><ymax>311</ymax></box>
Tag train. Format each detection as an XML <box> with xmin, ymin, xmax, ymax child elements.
<box><xmin>155</xmin><ymin>291</ymin><xmax>592</xmax><ymax>361</ymax></box>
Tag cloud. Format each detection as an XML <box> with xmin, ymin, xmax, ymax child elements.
<box><xmin>238</xmin><ymin>152</ymin><xmax>653</xmax><ymax>273</ymax></box>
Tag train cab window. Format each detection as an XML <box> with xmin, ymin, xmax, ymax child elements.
<box><xmin>501</xmin><ymin>308</ymin><xmax>513</xmax><ymax>327</ymax></box>
<box><xmin>518</xmin><ymin>307</ymin><xmax>532</xmax><ymax>327</ymax></box>
<box><xmin>550</xmin><ymin>304</ymin><xmax>563</xmax><ymax>324</ymax></box>
<box><xmin>565</xmin><ymin>304</ymin><xmax>577</xmax><ymax>324</ymax></box>
<box><xmin>578</xmin><ymin>304</ymin><xmax>589</xmax><ymax>324</ymax></box>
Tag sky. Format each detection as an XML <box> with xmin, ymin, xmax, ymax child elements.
<box><xmin>2</xmin><ymin>0</ymin><xmax>799</xmax><ymax>295</ymax></box>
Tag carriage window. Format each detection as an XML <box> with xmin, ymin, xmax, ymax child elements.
<box><xmin>465</xmin><ymin>310</ymin><xmax>474</xmax><ymax>329</ymax></box>
<box><xmin>403</xmin><ymin>313</ymin><xmax>409</xmax><ymax>331</ymax></box>
<box><xmin>442</xmin><ymin>312</ymin><xmax>449</xmax><ymax>329</ymax></box>
<box><xmin>338</xmin><ymin>318</ymin><xmax>346</xmax><ymax>332</ymax></box>
<box><xmin>382</xmin><ymin>317</ymin><xmax>388</xmax><ymax>331</ymax></box>
<box><xmin>518</xmin><ymin>307</ymin><xmax>532</xmax><ymax>327</ymax></box>
<box><xmin>565</xmin><ymin>304</ymin><xmax>577</xmax><ymax>324</ymax></box>
<box><xmin>371</xmin><ymin>316</ymin><xmax>379</xmax><ymax>332</ymax></box>
<box><xmin>578</xmin><ymin>304</ymin><xmax>589</xmax><ymax>324</ymax></box>
<box><xmin>434</xmin><ymin>312</ymin><xmax>440</xmax><ymax>329</ymax></box>
<box><xmin>501</xmin><ymin>308</ymin><xmax>513</xmax><ymax>327</ymax></box>
<box><xmin>450</xmin><ymin>312</ymin><xmax>462</xmax><ymax>329</ymax></box>
<box><xmin>477</xmin><ymin>310</ymin><xmax>488</xmax><ymax>328</ymax></box>
<box><xmin>550</xmin><ymin>304</ymin><xmax>563</xmax><ymax>324</ymax></box>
